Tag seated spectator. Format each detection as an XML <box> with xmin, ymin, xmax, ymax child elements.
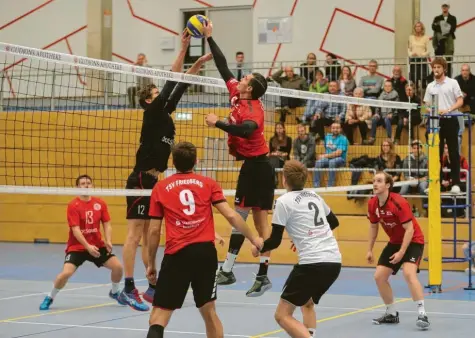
<box><xmin>408</xmin><ymin>21</ymin><xmax>430</xmax><ymax>90</ymax></box>
<box><xmin>375</xmin><ymin>139</ymin><xmax>403</xmax><ymax>187</ymax></box>
<box><xmin>366</xmin><ymin>80</ymin><xmax>399</xmax><ymax>144</ymax></box>
<box><xmin>399</xmin><ymin>140</ymin><xmax>428</xmax><ymax>197</ymax></box>
<box><xmin>339</xmin><ymin>66</ymin><xmax>356</xmax><ymax>96</ymax></box>
<box><xmin>342</xmin><ymin>87</ymin><xmax>372</xmax><ymax>144</ymax></box>
<box><xmin>127</xmin><ymin>53</ymin><xmax>152</xmax><ymax>108</ymax></box>
<box><xmin>231</xmin><ymin>51</ymin><xmax>251</xmax><ymax>81</ymax></box>
<box><xmin>390</xmin><ymin>66</ymin><xmax>408</xmax><ymax>101</ymax></box>
<box><xmin>293</xmin><ymin>124</ymin><xmax>316</xmax><ymax>168</ymax></box>
<box><xmin>272</xmin><ymin>66</ymin><xmax>308</xmax><ymax>122</ymax></box>
<box><xmin>394</xmin><ymin>83</ymin><xmax>422</xmax><ymax>144</ymax></box>
<box><xmin>313</xmin><ymin>122</ymin><xmax>348</xmax><ymax>187</ymax></box>
<box><xmin>310</xmin><ymin>81</ymin><xmax>346</xmax><ymax>140</ymax></box>
<box><xmin>455</xmin><ymin>64</ymin><xmax>475</xmax><ymax>120</ymax></box>
<box><xmin>359</xmin><ymin>60</ymin><xmax>384</xmax><ymax>100</ymax></box>
<box><xmin>300</xmin><ymin>70</ymin><xmax>328</xmax><ymax>123</ymax></box>
<box><xmin>300</xmin><ymin>52</ymin><xmax>319</xmax><ymax>85</ymax></box>
<box><xmin>325</xmin><ymin>53</ymin><xmax>341</xmax><ymax>81</ymax></box>
<box><xmin>269</xmin><ymin>122</ymin><xmax>292</xmax><ymax>187</ymax></box>
<box><xmin>462</xmin><ymin>242</ymin><xmax>475</xmax><ymax>274</ymax></box>
<box><xmin>441</xmin><ymin>144</ymin><xmax>468</xmax><ymax>218</ymax></box>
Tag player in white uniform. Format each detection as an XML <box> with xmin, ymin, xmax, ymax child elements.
<box><xmin>251</xmin><ymin>160</ymin><xmax>342</xmax><ymax>338</ymax></box>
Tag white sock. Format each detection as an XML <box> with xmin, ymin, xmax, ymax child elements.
<box><xmin>111</xmin><ymin>282</ymin><xmax>120</xmax><ymax>294</ymax></box>
<box><xmin>416</xmin><ymin>300</ymin><xmax>426</xmax><ymax>315</ymax></box>
<box><xmin>222</xmin><ymin>253</ymin><xmax>237</xmax><ymax>273</ymax></box>
<box><xmin>260</xmin><ymin>256</ymin><xmax>270</xmax><ymax>264</ymax></box>
<box><xmin>48</xmin><ymin>287</ymin><xmax>60</xmax><ymax>299</ymax></box>
<box><xmin>308</xmin><ymin>328</ymin><xmax>316</xmax><ymax>337</ymax></box>
<box><xmin>386</xmin><ymin>303</ymin><xmax>396</xmax><ymax>316</ymax></box>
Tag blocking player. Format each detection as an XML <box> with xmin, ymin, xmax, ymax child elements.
<box><xmin>39</xmin><ymin>175</ymin><xmax>124</xmax><ymax>310</ymax></box>
<box><xmin>145</xmin><ymin>141</ymin><xmax>263</xmax><ymax>338</ymax></box>
<box><xmin>121</xmin><ymin>32</ymin><xmax>213</xmax><ymax>310</ymax></box>
<box><xmin>250</xmin><ymin>160</ymin><xmax>341</xmax><ymax>338</ymax></box>
<box><xmin>367</xmin><ymin>171</ymin><xmax>430</xmax><ymax>329</ymax></box>
<box><xmin>203</xmin><ymin>20</ymin><xmax>274</xmax><ymax>297</ymax></box>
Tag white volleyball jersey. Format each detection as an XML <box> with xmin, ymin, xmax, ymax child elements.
<box><xmin>272</xmin><ymin>190</ymin><xmax>341</xmax><ymax>265</ymax></box>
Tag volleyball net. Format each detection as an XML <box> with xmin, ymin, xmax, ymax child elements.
<box><xmin>0</xmin><ymin>41</ymin><xmax>430</xmax><ymax>197</ymax></box>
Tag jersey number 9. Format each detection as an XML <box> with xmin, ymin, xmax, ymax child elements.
<box><xmin>179</xmin><ymin>189</ymin><xmax>196</xmax><ymax>216</ymax></box>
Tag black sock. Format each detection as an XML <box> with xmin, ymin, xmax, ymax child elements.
<box><xmin>148</xmin><ymin>283</ymin><xmax>156</xmax><ymax>290</ymax></box>
<box><xmin>257</xmin><ymin>258</ymin><xmax>269</xmax><ymax>276</ymax></box>
<box><xmin>228</xmin><ymin>233</ymin><xmax>245</xmax><ymax>255</ymax></box>
<box><xmin>124</xmin><ymin>277</ymin><xmax>135</xmax><ymax>293</ymax></box>
<box><xmin>147</xmin><ymin>324</ymin><xmax>164</xmax><ymax>338</ymax></box>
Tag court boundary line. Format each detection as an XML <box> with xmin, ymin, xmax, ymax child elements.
<box><xmin>2</xmin><ymin>321</ymin><xmax>280</xmax><ymax>338</ymax></box>
<box><xmin>0</xmin><ymin>278</ymin><xmax>146</xmax><ymax>301</ymax></box>
<box><xmin>250</xmin><ymin>282</ymin><xmax>468</xmax><ymax>338</ymax></box>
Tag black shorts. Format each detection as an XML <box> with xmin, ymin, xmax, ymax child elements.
<box><xmin>153</xmin><ymin>242</ymin><xmax>218</xmax><ymax>310</ymax></box>
<box><xmin>126</xmin><ymin>171</ymin><xmax>158</xmax><ymax>219</ymax></box>
<box><xmin>65</xmin><ymin>247</ymin><xmax>114</xmax><ymax>268</ymax></box>
<box><xmin>281</xmin><ymin>262</ymin><xmax>341</xmax><ymax>307</ymax></box>
<box><xmin>378</xmin><ymin>242</ymin><xmax>424</xmax><ymax>275</ymax></box>
<box><xmin>235</xmin><ymin>156</ymin><xmax>275</xmax><ymax>210</ymax></box>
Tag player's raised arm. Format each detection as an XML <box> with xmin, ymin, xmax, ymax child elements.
<box><xmin>202</xmin><ymin>21</ymin><xmax>234</xmax><ymax>82</ymax></box>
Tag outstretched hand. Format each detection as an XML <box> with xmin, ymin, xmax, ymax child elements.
<box><xmin>198</xmin><ymin>53</ymin><xmax>213</xmax><ymax>64</ymax></box>
<box><xmin>203</xmin><ymin>20</ymin><xmax>213</xmax><ymax>38</ymax></box>
<box><xmin>181</xmin><ymin>30</ymin><xmax>191</xmax><ymax>50</ymax></box>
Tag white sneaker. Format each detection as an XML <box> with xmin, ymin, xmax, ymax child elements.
<box><xmin>464</xmin><ymin>267</ymin><xmax>475</xmax><ymax>275</ymax></box>
<box><xmin>451</xmin><ymin>185</ymin><xmax>461</xmax><ymax>194</ymax></box>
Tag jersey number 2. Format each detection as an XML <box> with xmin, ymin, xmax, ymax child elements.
<box><xmin>180</xmin><ymin>189</ymin><xmax>196</xmax><ymax>216</ymax></box>
<box><xmin>308</xmin><ymin>202</ymin><xmax>324</xmax><ymax>227</ymax></box>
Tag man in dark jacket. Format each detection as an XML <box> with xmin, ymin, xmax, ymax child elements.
<box><xmin>455</xmin><ymin>64</ymin><xmax>475</xmax><ymax>123</ymax></box>
<box><xmin>432</xmin><ymin>3</ymin><xmax>457</xmax><ymax>77</ymax></box>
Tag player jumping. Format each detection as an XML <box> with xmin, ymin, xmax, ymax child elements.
<box><xmin>203</xmin><ymin>21</ymin><xmax>274</xmax><ymax>297</ymax></box>
<box><xmin>146</xmin><ymin>141</ymin><xmax>263</xmax><ymax>338</ymax></box>
<box><xmin>39</xmin><ymin>175</ymin><xmax>124</xmax><ymax>310</ymax></box>
<box><xmin>251</xmin><ymin>160</ymin><xmax>341</xmax><ymax>338</ymax></box>
<box><xmin>367</xmin><ymin>171</ymin><xmax>430</xmax><ymax>329</ymax></box>
<box><xmin>120</xmin><ymin>32</ymin><xmax>213</xmax><ymax>311</ymax></box>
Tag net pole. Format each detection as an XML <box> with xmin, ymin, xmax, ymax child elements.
<box><xmin>428</xmin><ymin>93</ymin><xmax>442</xmax><ymax>292</ymax></box>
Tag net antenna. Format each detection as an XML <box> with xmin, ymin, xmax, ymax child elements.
<box><xmin>0</xmin><ymin>42</ymin><xmax>418</xmax><ymax>197</ymax></box>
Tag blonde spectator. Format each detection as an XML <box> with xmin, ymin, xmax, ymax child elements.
<box><xmin>374</xmin><ymin>139</ymin><xmax>402</xmax><ymax>186</ymax></box>
<box><xmin>300</xmin><ymin>52</ymin><xmax>319</xmax><ymax>85</ymax></box>
<box><xmin>339</xmin><ymin>66</ymin><xmax>356</xmax><ymax>96</ymax></box>
<box><xmin>366</xmin><ymin>80</ymin><xmax>399</xmax><ymax>144</ymax></box>
<box><xmin>342</xmin><ymin>87</ymin><xmax>372</xmax><ymax>144</ymax></box>
<box><xmin>408</xmin><ymin>21</ymin><xmax>430</xmax><ymax>88</ymax></box>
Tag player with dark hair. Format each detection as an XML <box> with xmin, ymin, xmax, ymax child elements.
<box><xmin>120</xmin><ymin>32</ymin><xmax>213</xmax><ymax>311</ymax></box>
<box><xmin>202</xmin><ymin>21</ymin><xmax>274</xmax><ymax>297</ymax></box>
<box><xmin>39</xmin><ymin>175</ymin><xmax>124</xmax><ymax>310</ymax></box>
<box><xmin>367</xmin><ymin>171</ymin><xmax>430</xmax><ymax>329</ymax></box>
<box><xmin>146</xmin><ymin>141</ymin><xmax>263</xmax><ymax>338</ymax></box>
<box><xmin>250</xmin><ymin>160</ymin><xmax>341</xmax><ymax>338</ymax></box>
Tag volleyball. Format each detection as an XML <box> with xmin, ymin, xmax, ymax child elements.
<box><xmin>186</xmin><ymin>14</ymin><xmax>209</xmax><ymax>38</ymax></box>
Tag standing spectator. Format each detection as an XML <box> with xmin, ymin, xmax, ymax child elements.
<box><xmin>399</xmin><ymin>140</ymin><xmax>429</xmax><ymax>198</ymax></box>
<box><xmin>313</xmin><ymin>123</ymin><xmax>348</xmax><ymax>187</ymax></box>
<box><xmin>310</xmin><ymin>81</ymin><xmax>346</xmax><ymax>140</ymax></box>
<box><xmin>455</xmin><ymin>64</ymin><xmax>475</xmax><ymax>117</ymax></box>
<box><xmin>272</xmin><ymin>66</ymin><xmax>308</xmax><ymax>122</ymax></box>
<box><xmin>359</xmin><ymin>60</ymin><xmax>384</xmax><ymax>100</ymax></box>
<box><xmin>432</xmin><ymin>3</ymin><xmax>457</xmax><ymax>77</ymax></box>
<box><xmin>127</xmin><ymin>53</ymin><xmax>153</xmax><ymax>108</ymax></box>
<box><xmin>231</xmin><ymin>51</ymin><xmax>251</xmax><ymax>81</ymax></box>
<box><xmin>394</xmin><ymin>84</ymin><xmax>422</xmax><ymax>144</ymax></box>
<box><xmin>390</xmin><ymin>66</ymin><xmax>408</xmax><ymax>101</ymax></box>
<box><xmin>300</xmin><ymin>70</ymin><xmax>328</xmax><ymax>123</ymax></box>
<box><xmin>293</xmin><ymin>124</ymin><xmax>316</xmax><ymax>168</ymax></box>
<box><xmin>339</xmin><ymin>66</ymin><xmax>356</xmax><ymax>96</ymax></box>
<box><xmin>424</xmin><ymin>57</ymin><xmax>464</xmax><ymax>194</ymax></box>
<box><xmin>342</xmin><ymin>87</ymin><xmax>372</xmax><ymax>144</ymax></box>
<box><xmin>325</xmin><ymin>53</ymin><xmax>341</xmax><ymax>81</ymax></box>
<box><xmin>269</xmin><ymin>123</ymin><xmax>292</xmax><ymax>187</ymax></box>
<box><xmin>408</xmin><ymin>21</ymin><xmax>430</xmax><ymax>89</ymax></box>
<box><xmin>366</xmin><ymin>80</ymin><xmax>399</xmax><ymax>144</ymax></box>
<box><xmin>300</xmin><ymin>52</ymin><xmax>319</xmax><ymax>85</ymax></box>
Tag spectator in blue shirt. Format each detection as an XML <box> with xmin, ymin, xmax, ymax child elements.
<box><xmin>313</xmin><ymin>122</ymin><xmax>349</xmax><ymax>187</ymax></box>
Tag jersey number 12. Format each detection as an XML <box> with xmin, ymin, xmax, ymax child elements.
<box><xmin>308</xmin><ymin>202</ymin><xmax>324</xmax><ymax>227</ymax></box>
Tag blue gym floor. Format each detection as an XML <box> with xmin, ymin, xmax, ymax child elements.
<box><xmin>1</xmin><ymin>243</ymin><xmax>474</xmax><ymax>338</ymax></box>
